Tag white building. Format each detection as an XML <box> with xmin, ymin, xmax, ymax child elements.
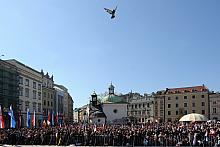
<box><xmin>126</xmin><ymin>92</ymin><xmax>154</xmax><ymax>123</ymax></box>
<box><xmin>6</xmin><ymin>59</ymin><xmax>43</xmax><ymax>127</ymax></box>
<box><xmin>88</xmin><ymin>83</ymin><xmax>127</xmax><ymax>124</ymax></box>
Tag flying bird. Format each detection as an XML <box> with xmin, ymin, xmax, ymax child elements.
<box><xmin>104</xmin><ymin>6</ymin><xmax>117</xmax><ymax>19</ymax></box>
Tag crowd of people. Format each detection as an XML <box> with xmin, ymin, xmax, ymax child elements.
<box><xmin>0</xmin><ymin>121</ymin><xmax>220</xmax><ymax>146</ymax></box>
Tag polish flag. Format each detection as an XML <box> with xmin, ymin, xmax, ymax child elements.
<box><xmin>0</xmin><ymin>105</ymin><xmax>5</xmax><ymax>129</ymax></box>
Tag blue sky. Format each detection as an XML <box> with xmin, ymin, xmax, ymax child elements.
<box><xmin>0</xmin><ymin>0</ymin><xmax>220</xmax><ymax>108</ymax></box>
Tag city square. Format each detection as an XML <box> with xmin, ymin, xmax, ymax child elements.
<box><xmin>1</xmin><ymin>0</ymin><xmax>220</xmax><ymax>146</ymax></box>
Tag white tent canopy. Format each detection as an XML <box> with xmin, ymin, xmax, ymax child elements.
<box><xmin>179</xmin><ymin>113</ymin><xmax>208</xmax><ymax>122</ymax></box>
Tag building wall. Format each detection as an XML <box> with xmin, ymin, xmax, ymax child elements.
<box><xmin>102</xmin><ymin>103</ymin><xmax>127</xmax><ymax>123</ymax></box>
<box><xmin>0</xmin><ymin>60</ymin><xmax>19</xmax><ymax>128</ymax></box>
<box><xmin>127</xmin><ymin>93</ymin><xmax>154</xmax><ymax>123</ymax></box>
<box><xmin>209</xmin><ymin>92</ymin><xmax>220</xmax><ymax>120</ymax></box>
<box><xmin>164</xmin><ymin>86</ymin><xmax>209</xmax><ymax>122</ymax></box>
<box><xmin>154</xmin><ymin>91</ymin><xmax>165</xmax><ymax>123</ymax></box>
<box><xmin>42</xmin><ymin>71</ymin><xmax>55</xmax><ymax>122</ymax></box>
<box><xmin>6</xmin><ymin>59</ymin><xmax>43</xmax><ymax>127</ymax></box>
<box><xmin>68</xmin><ymin>94</ymin><xmax>73</xmax><ymax>123</ymax></box>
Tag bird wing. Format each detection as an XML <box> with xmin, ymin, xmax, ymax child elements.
<box><xmin>104</xmin><ymin>8</ymin><xmax>113</xmax><ymax>14</ymax></box>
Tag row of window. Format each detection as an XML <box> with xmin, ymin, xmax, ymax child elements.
<box><xmin>167</xmin><ymin>102</ymin><xmax>205</xmax><ymax>108</ymax></box>
<box><xmin>167</xmin><ymin>95</ymin><xmax>205</xmax><ymax>100</ymax></box>
<box><xmin>43</xmin><ymin>100</ymin><xmax>53</xmax><ymax>107</ymax></box>
<box><xmin>129</xmin><ymin>110</ymin><xmax>151</xmax><ymax>116</ymax></box>
<box><xmin>43</xmin><ymin>92</ymin><xmax>53</xmax><ymax>99</ymax></box>
<box><xmin>19</xmin><ymin>77</ymin><xmax>41</xmax><ymax>90</ymax></box>
<box><xmin>19</xmin><ymin>87</ymin><xmax>41</xmax><ymax>100</ymax></box>
<box><xmin>167</xmin><ymin>110</ymin><xmax>206</xmax><ymax>115</ymax></box>
<box><xmin>129</xmin><ymin>103</ymin><xmax>151</xmax><ymax>109</ymax></box>
<box><xmin>19</xmin><ymin>101</ymin><xmax>41</xmax><ymax>112</ymax></box>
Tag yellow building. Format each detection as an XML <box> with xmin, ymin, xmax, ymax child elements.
<box><xmin>164</xmin><ymin>85</ymin><xmax>209</xmax><ymax>122</ymax></box>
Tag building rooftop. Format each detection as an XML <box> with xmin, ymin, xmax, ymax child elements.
<box><xmin>165</xmin><ymin>85</ymin><xmax>208</xmax><ymax>94</ymax></box>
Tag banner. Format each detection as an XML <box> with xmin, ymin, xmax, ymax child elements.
<box><xmin>27</xmin><ymin>108</ymin><xmax>31</xmax><ymax>128</ymax></box>
<box><xmin>32</xmin><ymin>110</ymin><xmax>35</xmax><ymax>127</ymax></box>
<box><xmin>8</xmin><ymin>105</ymin><xmax>16</xmax><ymax>128</ymax></box>
<box><xmin>0</xmin><ymin>105</ymin><xmax>5</xmax><ymax>128</ymax></box>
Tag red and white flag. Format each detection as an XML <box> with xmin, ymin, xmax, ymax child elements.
<box><xmin>32</xmin><ymin>110</ymin><xmax>36</xmax><ymax>127</ymax></box>
<box><xmin>0</xmin><ymin>105</ymin><xmax>5</xmax><ymax>128</ymax></box>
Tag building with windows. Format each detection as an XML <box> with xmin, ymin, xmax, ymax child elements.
<box><xmin>0</xmin><ymin>60</ymin><xmax>19</xmax><ymax>128</ymax></box>
<box><xmin>126</xmin><ymin>92</ymin><xmax>154</xmax><ymax>123</ymax></box>
<box><xmin>164</xmin><ymin>85</ymin><xmax>209</xmax><ymax>122</ymax></box>
<box><xmin>154</xmin><ymin>90</ymin><xmax>166</xmax><ymax>123</ymax></box>
<box><xmin>41</xmin><ymin>70</ymin><xmax>55</xmax><ymax>122</ymax></box>
<box><xmin>209</xmin><ymin>92</ymin><xmax>220</xmax><ymax>120</ymax></box>
<box><xmin>6</xmin><ymin>59</ymin><xmax>43</xmax><ymax>127</ymax></box>
<box><xmin>68</xmin><ymin>93</ymin><xmax>74</xmax><ymax>124</ymax></box>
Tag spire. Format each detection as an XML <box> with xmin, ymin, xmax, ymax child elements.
<box><xmin>108</xmin><ymin>82</ymin><xmax>115</xmax><ymax>95</ymax></box>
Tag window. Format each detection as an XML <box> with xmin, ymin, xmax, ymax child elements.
<box><xmin>160</xmin><ymin>110</ymin><xmax>163</xmax><ymax>116</ymax></box>
<box><xmin>33</xmin><ymin>82</ymin><xmax>36</xmax><ymax>89</ymax></box>
<box><xmin>168</xmin><ymin>111</ymin><xmax>171</xmax><ymax>115</ymax></box>
<box><xmin>51</xmin><ymin>94</ymin><xmax>53</xmax><ymax>99</ymax></box>
<box><xmin>192</xmin><ymin>110</ymin><xmax>196</xmax><ymax>113</ymax></box>
<box><xmin>176</xmin><ymin>97</ymin><xmax>178</xmax><ymax>100</ymax></box>
<box><xmin>19</xmin><ymin>99</ymin><xmax>23</xmax><ymax>111</ymax></box>
<box><xmin>168</xmin><ymin>104</ymin><xmax>171</xmax><ymax>108</ymax></box>
<box><xmin>38</xmin><ymin>92</ymin><xmax>41</xmax><ymax>100</ymax></box>
<box><xmin>201</xmin><ymin>95</ymin><xmax>205</xmax><ymax>98</ymax></box>
<box><xmin>25</xmin><ymin>88</ymin><xmax>29</xmax><ymax>97</ymax></box>
<box><xmin>25</xmin><ymin>79</ymin><xmax>29</xmax><ymax>86</ymax></box>
<box><xmin>143</xmin><ymin>104</ymin><xmax>145</xmax><ymax>108</ymax></box>
<box><xmin>38</xmin><ymin>103</ymin><xmax>41</xmax><ymax>112</ymax></box>
<box><xmin>139</xmin><ymin>104</ymin><xmax>141</xmax><ymax>108</ymax></box>
<box><xmin>43</xmin><ymin>92</ymin><xmax>46</xmax><ymax>97</ymax></box>
<box><xmin>44</xmin><ymin>100</ymin><xmax>46</xmax><ymax>106</ymax></box>
<box><xmin>202</xmin><ymin>110</ymin><xmax>205</xmax><ymax>114</ymax></box>
<box><xmin>147</xmin><ymin>103</ymin><xmax>150</xmax><ymax>108</ymax></box>
<box><xmin>48</xmin><ymin>101</ymin><xmax>50</xmax><ymax>106</ymax></box>
<box><xmin>213</xmin><ymin>108</ymin><xmax>216</xmax><ymax>114</ymax></box>
<box><xmin>51</xmin><ymin>102</ymin><xmax>53</xmax><ymax>107</ymax></box>
<box><xmin>19</xmin><ymin>76</ymin><xmax>23</xmax><ymax>84</ymax></box>
<box><xmin>184</xmin><ymin>103</ymin><xmax>187</xmax><ymax>107</ymax></box>
<box><xmin>131</xmin><ymin>105</ymin><xmax>134</xmax><ymax>109</ymax></box>
<box><xmin>38</xmin><ymin>84</ymin><xmax>41</xmax><ymax>90</ymax></box>
<box><xmin>33</xmin><ymin>102</ymin><xmax>37</xmax><ymax>111</ymax></box>
<box><xmin>192</xmin><ymin>95</ymin><xmax>195</xmax><ymax>99</ymax></box>
<box><xmin>33</xmin><ymin>90</ymin><xmax>37</xmax><ymax>99</ymax></box>
<box><xmin>176</xmin><ymin>104</ymin><xmax>178</xmax><ymax>108</ymax></box>
<box><xmin>25</xmin><ymin>101</ymin><xmax>29</xmax><ymax>111</ymax></box>
<box><xmin>19</xmin><ymin>86</ymin><xmax>23</xmax><ymax>96</ymax></box>
<box><xmin>184</xmin><ymin>110</ymin><xmax>187</xmax><ymax>115</ymax></box>
<box><xmin>192</xmin><ymin>103</ymin><xmax>195</xmax><ymax>107</ymax></box>
<box><xmin>168</xmin><ymin>97</ymin><xmax>171</xmax><ymax>100</ymax></box>
<box><xmin>48</xmin><ymin>93</ymin><xmax>50</xmax><ymax>98</ymax></box>
<box><xmin>202</xmin><ymin>102</ymin><xmax>205</xmax><ymax>106</ymax></box>
<box><xmin>213</xmin><ymin>101</ymin><xmax>217</xmax><ymax>105</ymax></box>
<box><xmin>184</xmin><ymin>96</ymin><xmax>187</xmax><ymax>99</ymax></box>
<box><xmin>135</xmin><ymin>104</ymin><xmax>137</xmax><ymax>108</ymax></box>
<box><xmin>176</xmin><ymin>111</ymin><xmax>178</xmax><ymax>115</ymax></box>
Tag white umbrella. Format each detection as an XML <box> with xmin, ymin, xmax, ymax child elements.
<box><xmin>179</xmin><ymin>113</ymin><xmax>208</xmax><ymax>122</ymax></box>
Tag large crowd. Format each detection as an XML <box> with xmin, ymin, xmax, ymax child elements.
<box><xmin>0</xmin><ymin>121</ymin><xmax>220</xmax><ymax>146</ymax></box>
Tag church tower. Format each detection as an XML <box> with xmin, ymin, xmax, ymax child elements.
<box><xmin>91</xmin><ymin>91</ymin><xmax>98</xmax><ymax>107</ymax></box>
<box><xmin>108</xmin><ymin>82</ymin><xmax>115</xmax><ymax>95</ymax></box>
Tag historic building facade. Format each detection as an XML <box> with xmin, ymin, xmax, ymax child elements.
<box><xmin>6</xmin><ymin>59</ymin><xmax>43</xmax><ymax>127</ymax></box>
<box><xmin>0</xmin><ymin>60</ymin><xmax>19</xmax><ymax>128</ymax></box>
<box><xmin>164</xmin><ymin>85</ymin><xmax>209</xmax><ymax>122</ymax></box>
<box><xmin>41</xmin><ymin>70</ymin><xmax>55</xmax><ymax>122</ymax></box>
<box><xmin>209</xmin><ymin>92</ymin><xmax>220</xmax><ymax>120</ymax></box>
<box><xmin>68</xmin><ymin>93</ymin><xmax>74</xmax><ymax>123</ymax></box>
<box><xmin>126</xmin><ymin>92</ymin><xmax>154</xmax><ymax>123</ymax></box>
